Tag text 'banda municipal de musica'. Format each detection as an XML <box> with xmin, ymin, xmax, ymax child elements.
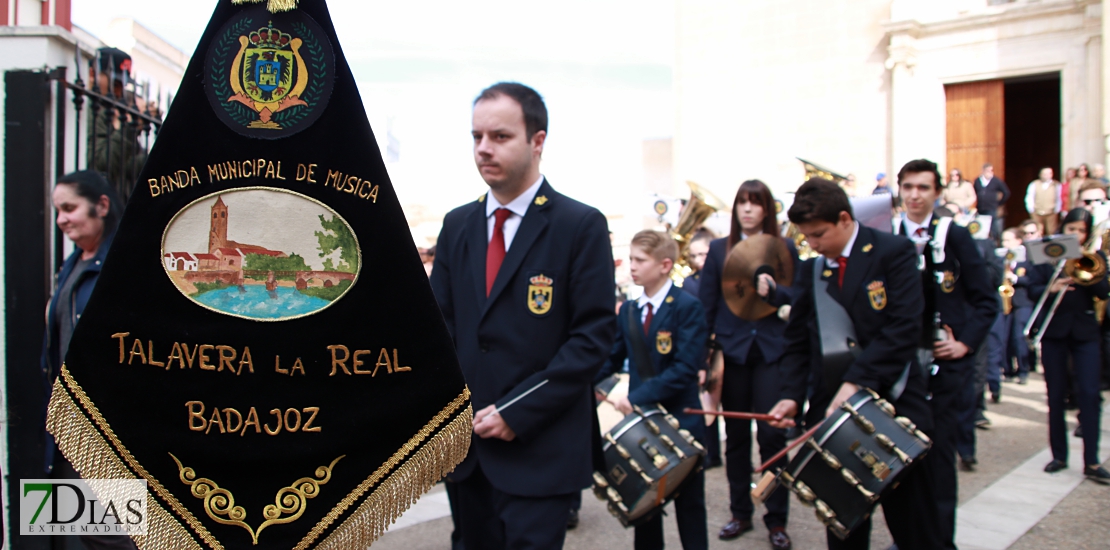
<box><xmin>145</xmin><ymin>159</ymin><xmax>379</xmax><ymax>203</ymax></box>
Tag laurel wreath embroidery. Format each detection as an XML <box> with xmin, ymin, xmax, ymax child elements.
<box><xmin>170</xmin><ymin>453</ymin><xmax>344</xmax><ymax>545</ymax></box>
<box><xmin>209</xmin><ymin>16</ymin><xmax>328</xmax><ymax>130</ymax></box>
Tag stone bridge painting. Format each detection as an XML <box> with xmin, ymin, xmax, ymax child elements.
<box><xmin>161</xmin><ymin>187</ymin><xmax>360</xmax><ymax>321</ymax></box>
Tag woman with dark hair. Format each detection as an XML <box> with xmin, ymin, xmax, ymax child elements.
<box><xmin>1027</xmin><ymin>208</ymin><xmax>1110</xmax><ymax>483</ymax></box>
<box><xmin>40</xmin><ymin>170</ymin><xmax>136</xmax><ymax>549</ymax></box>
<box><xmin>1066</xmin><ymin>164</ymin><xmax>1090</xmax><ymax>211</ymax></box>
<box><xmin>699</xmin><ymin>180</ymin><xmax>798</xmax><ymax>549</ymax></box>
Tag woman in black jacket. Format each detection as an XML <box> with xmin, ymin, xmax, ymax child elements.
<box><xmin>699</xmin><ymin>180</ymin><xmax>799</xmax><ymax>549</ymax></box>
<box><xmin>1027</xmin><ymin>208</ymin><xmax>1110</xmax><ymax>482</ymax></box>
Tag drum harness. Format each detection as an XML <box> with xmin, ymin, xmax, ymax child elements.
<box><xmin>813</xmin><ymin>256</ymin><xmax>911</xmax><ymax>402</ymax></box>
<box><xmin>894</xmin><ymin>217</ymin><xmax>954</xmax><ymax>380</ymax></box>
<box><xmin>626</xmin><ymin>303</ymin><xmax>660</xmax><ymax>384</ymax></box>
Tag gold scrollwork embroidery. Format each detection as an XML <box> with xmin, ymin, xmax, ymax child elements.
<box><xmin>170</xmin><ymin>453</ymin><xmax>344</xmax><ymax>545</ymax></box>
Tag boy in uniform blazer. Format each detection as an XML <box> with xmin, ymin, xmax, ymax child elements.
<box><xmin>768</xmin><ymin>179</ymin><xmax>941</xmax><ymax>550</ymax></box>
<box><xmin>597</xmin><ymin>230</ymin><xmax>708</xmax><ymax>550</ymax></box>
<box><xmin>895</xmin><ymin>159</ymin><xmax>998</xmax><ymax>549</ymax></box>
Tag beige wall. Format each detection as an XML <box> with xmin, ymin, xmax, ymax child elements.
<box><xmin>675</xmin><ymin>0</ymin><xmax>893</xmax><ymax>201</ymax></box>
<box><xmin>675</xmin><ymin>0</ymin><xmax>1106</xmax><ymax>200</ymax></box>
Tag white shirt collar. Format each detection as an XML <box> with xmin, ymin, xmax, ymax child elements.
<box><xmin>903</xmin><ymin>213</ymin><xmax>933</xmax><ymax>238</ymax></box>
<box><xmin>739</xmin><ymin>230</ymin><xmax>763</xmax><ymax>241</ymax></box>
<box><xmin>825</xmin><ymin>222</ymin><xmax>861</xmax><ymax>267</ymax></box>
<box><xmin>636</xmin><ymin>279</ymin><xmax>673</xmax><ymax>312</ymax></box>
<box><xmin>486</xmin><ymin>175</ymin><xmax>544</xmax><ymax>219</ymax></box>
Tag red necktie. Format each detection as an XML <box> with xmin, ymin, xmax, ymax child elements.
<box><xmin>837</xmin><ymin>256</ymin><xmax>848</xmax><ymax>289</ymax></box>
<box><xmin>486</xmin><ymin>208</ymin><xmax>512</xmax><ymax>296</ymax></box>
<box><xmin>914</xmin><ymin>227</ymin><xmax>927</xmax><ymax>238</ymax></box>
<box><xmin>643</xmin><ymin>303</ymin><xmax>654</xmax><ymax>335</ymax></box>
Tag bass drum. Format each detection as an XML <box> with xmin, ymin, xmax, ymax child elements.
<box><xmin>591</xmin><ymin>405</ymin><xmax>704</xmax><ymax>527</ymax></box>
<box><xmin>766</xmin><ymin>388</ymin><xmax>931</xmax><ymax>539</ymax></box>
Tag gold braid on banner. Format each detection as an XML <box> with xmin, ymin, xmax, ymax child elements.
<box><xmin>232</xmin><ymin>0</ymin><xmax>299</xmax><ymax>13</ymax></box>
<box><xmin>47</xmin><ymin>365</ymin><xmax>472</xmax><ymax>549</ymax></box>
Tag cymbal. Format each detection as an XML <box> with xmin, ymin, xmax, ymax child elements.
<box><xmin>722</xmin><ymin>234</ymin><xmax>794</xmax><ymax>321</ymax></box>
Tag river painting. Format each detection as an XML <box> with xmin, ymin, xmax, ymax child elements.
<box><xmin>161</xmin><ymin>187</ymin><xmax>360</xmax><ymax>321</ymax></box>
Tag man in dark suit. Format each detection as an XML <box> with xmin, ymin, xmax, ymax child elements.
<box><xmin>597</xmin><ymin>230</ymin><xmax>708</xmax><ymax>550</ymax></box>
<box><xmin>896</xmin><ymin>159</ymin><xmax>998</xmax><ymax>549</ymax></box>
<box><xmin>768</xmin><ymin>178</ymin><xmax>941</xmax><ymax>550</ymax></box>
<box><xmin>430</xmin><ymin>82</ymin><xmax>616</xmax><ymax>550</ymax></box>
<box><xmin>974</xmin><ymin>163</ymin><xmax>1010</xmax><ymax>241</ymax></box>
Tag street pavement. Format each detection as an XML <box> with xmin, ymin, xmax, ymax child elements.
<box><xmin>371</xmin><ymin>374</ymin><xmax>1109</xmax><ymax>549</ymax></box>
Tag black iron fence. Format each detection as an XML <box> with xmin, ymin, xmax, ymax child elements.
<box><xmin>50</xmin><ymin>44</ymin><xmax>168</xmax><ymax>203</ymax></box>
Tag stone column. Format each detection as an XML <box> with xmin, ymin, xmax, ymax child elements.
<box><xmin>1104</xmin><ymin>0</ymin><xmax>1109</xmax><ymax>167</ymax></box>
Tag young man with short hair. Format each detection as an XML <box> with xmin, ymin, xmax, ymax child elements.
<box><xmin>768</xmin><ymin>179</ymin><xmax>941</xmax><ymax>549</ymax></box>
<box><xmin>597</xmin><ymin>230</ymin><xmax>709</xmax><ymax>550</ymax></box>
<box><xmin>431</xmin><ymin>82</ymin><xmax>616</xmax><ymax>550</ymax></box>
<box><xmin>896</xmin><ymin>159</ymin><xmax>998</xmax><ymax>548</ymax></box>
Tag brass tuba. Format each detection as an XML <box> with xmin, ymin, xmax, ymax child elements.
<box><xmin>671</xmin><ymin>181</ymin><xmax>729</xmax><ymax>281</ymax></box>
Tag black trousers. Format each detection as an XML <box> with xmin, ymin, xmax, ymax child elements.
<box><xmin>634</xmin><ymin>460</ymin><xmax>708</xmax><ymax>550</ymax></box>
<box><xmin>1101</xmin><ymin>322</ymin><xmax>1110</xmax><ymax>389</ymax></box>
<box><xmin>804</xmin><ymin>392</ymin><xmax>943</xmax><ymax>550</ymax></box>
<box><xmin>1043</xmin><ymin>337</ymin><xmax>1103</xmax><ymax>466</ymax></box>
<box><xmin>720</xmin><ymin>346</ymin><xmax>789</xmax><ymax>528</ymax></box>
<box><xmin>445</xmin><ymin>479</ymin><xmax>465</xmax><ymax>550</ymax></box>
<box><xmin>457</xmin><ymin>462</ymin><xmax>575</xmax><ymax>550</ymax></box>
<box><xmin>929</xmin><ymin>357</ymin><xmax>975</xmax><ymax>550</ymax></box>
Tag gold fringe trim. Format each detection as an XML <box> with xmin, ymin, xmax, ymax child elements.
<box><xmin>48</xmin><ymin>365</ymin><xmax>472</xmax><ymax>550</ymax></box>
<box><xmin>298</xmin><ymin>392</ymin><xmax>472</xmax><ymax>550</ymax></box>
<box><xmin>232</xmin><ymin>0</ymin><xmax>299</xmax><ymax>13</ymax></box>
<box><xmin>47</xmin><ymin>376</ymin><xmax>210</xmax><ymax>550</ymax></box>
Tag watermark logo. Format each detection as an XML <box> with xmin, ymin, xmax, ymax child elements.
<box><xmin>20</xmin><ymin>479</ymin><xmax>147</xmax><ymax>536</ymax></box>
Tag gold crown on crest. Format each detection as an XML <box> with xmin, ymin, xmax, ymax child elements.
<box><xmin>529</xmin><ymin>274</ymin><xmax>553</xmax><ymax>287</ymax></box>
<box><xmin>249</xmin><ymin>23</ymin><xmax>292</xmax><ymax>49</ymax></box>
<box><xmin>867</xmin><ymin>280</ymin><xmax>883</xmax><ymax>291</ymax></box>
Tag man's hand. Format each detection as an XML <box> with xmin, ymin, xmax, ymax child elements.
<box><xmin>826</xmin><ymin>382</ymin><xmax>860</xmax><ymax>419</ymax></box>
<box><xmin>472</xmin><ymin>405</ymin><xmax>516</xmax><ymax>441</ymax></box>
<box><xmin>1049</xmin><ymin>276</ymin><xmax>1074</xmax><ymax>294</ymax></box>
<box><xmin>757</xmin><ymin>273</ymin><xmax>776</xmax><ymax>298</ymax></box>
<box><xmin>612</xmin><ymin>396</ymin><xmax>633</xmax><ymax>416</ymax></box>
<box><xmin>767</xmin><ymin>399</ymin><xmax>798</xmax><ymax>429</ymax></box>
<box><xmin>933</xmin><ymin>325</ymin><xmax>970</xmax><ymax>360</ymax></box>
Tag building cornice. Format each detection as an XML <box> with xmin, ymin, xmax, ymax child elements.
<box><xmin>883</xmin><ymin>0</ymin><xmax>1097</xmax><ymax>39</ymax></box>
<box><xmin>0</xmin><ymin>25</ymin><xmax>98</xmax><ymax>57</ymax></box>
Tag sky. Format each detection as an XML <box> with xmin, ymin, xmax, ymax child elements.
<box><xmin>71</xmin><ymin>0</ymin><xmax>678</xmax><ymax>237</ymax></box>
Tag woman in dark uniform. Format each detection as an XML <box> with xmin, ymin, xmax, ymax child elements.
<box><xmin>699</xmin><ymin>180</ymin><xmax>799</xmax><ymax>549</ymax></box>
<box><xmin>1027</xmin><ymin>208</ymin><xmax>1110</xmax><ymax>482</ymax></box>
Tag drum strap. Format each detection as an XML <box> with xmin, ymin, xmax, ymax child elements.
<box><xmin>626</xmin><ymin>304</ymin><xmax>658</xmax><ymax>382</ymax></box>
<box><xmin>812</xmin><ymin>259</ymin><xmax>911</xmax><ymax>401</ymax></box>
<box><xmin>813</xmin><ymin>258</ymin><xmax>860</xmax><ymax>396</ymax></box>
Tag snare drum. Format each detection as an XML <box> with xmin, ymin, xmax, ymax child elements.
<box><xmin>760</xmin><ymin>388</ymin><xmax>931</xmax><ymax>539</ymax></box>
<box><xmin>591</xmin><ymin>404</ymin><xmax>705</xmax><ymax>527</ymax></box>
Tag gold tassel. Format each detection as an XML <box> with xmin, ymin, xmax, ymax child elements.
<box><xmin>47</xmin><ymin>374</ymin><xmax>212</xmax><ymax>550</ymax></box>
<box><xmin>48</xmin><ymin>365</ymin><xmax>472</xmax><ymax>550</ymax></box>
<box><xmin>232</xmin><ymin>0</ymin><xmax>299</xmax><ymax>13</ymax></box>
<box><xmin>304</xmin><ymin>403</ymin><xmax>473</xmax><ymax>550</ymax></box>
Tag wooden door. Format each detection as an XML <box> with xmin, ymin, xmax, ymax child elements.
<box><xmin>945</xmin><ymin>80</ymin><xmax>1005</xmax><ymax>184</ymax></box>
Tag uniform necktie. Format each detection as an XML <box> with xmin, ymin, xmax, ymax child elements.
<box><xmin>486</xmin><ymin>208</ymin><xmax>512</xmax><ymax>296</ymax></box>
<box><xmin>914</xmin><ymin>227</ymin><xmax>927</xmax><ymax>238</ymax></box>
<box><xmin>837</xmin><ymin>256</ymin><xmax>848</xmax><ymax>288</ymax></box>
<box><xmin>643</xmin><ymin>302</ymin><xmax>654</xmax><ymax>335</ymax></box>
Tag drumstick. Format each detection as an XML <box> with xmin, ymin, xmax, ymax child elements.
<box><xmin>495</xmin><ymin>379</ymin><xmax>549</xmax><ymax>414</ymax></box>
<box><xmin>755</xmin><ymin>422</ymin><xmax>823</xmax><ymax>473</ymax></box>
<box><xmin>683</xmin><ymin>408</ymin><xmax>776</xmax><ymax>422</ymax></box>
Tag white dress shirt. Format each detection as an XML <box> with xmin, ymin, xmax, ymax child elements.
<box><xmin>486</xmin><ymin>175</ymin><xmax>544</xmax><ymax>250</ymax></box>
<box><xmin>636</xmin><ymin>279</ymin><xmax>673</xmax><ymax>324</ymax></box>
<box><xmin>903</xmin><ymin>213</ymin><xmax>934</xmax><ymax>242</ymax></box>
<box><xmin>825</xmin><ymin>222</ymin><xmax>861</xmax><ymax>268</ymax></box>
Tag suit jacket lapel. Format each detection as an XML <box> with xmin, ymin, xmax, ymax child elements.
<box><xmin>481</xmin><ymin>180</ymin><xmax>553</xmax><ymax>317</ymax></box>
<box><xmin>466</xmin><ymin>202</ymin><xmax>489</xmax><ymax>306</ymax></box>
<box><xmin>838</xmin><ymin>226</ymin><xmax>873</xmax><ymax>309</ymax></box>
